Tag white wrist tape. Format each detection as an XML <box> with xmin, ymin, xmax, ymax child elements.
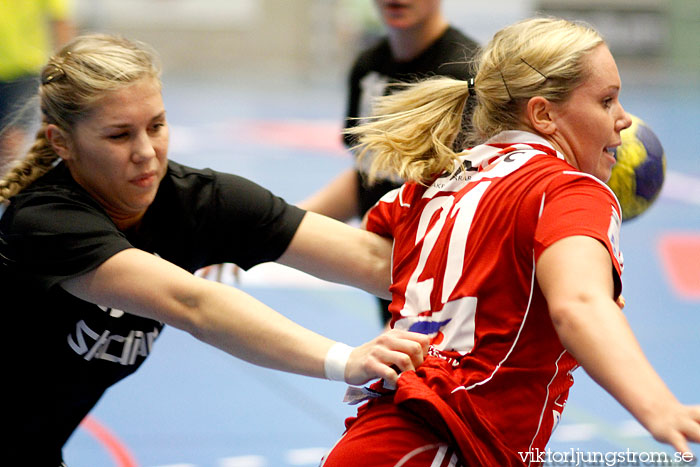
<box><xmin>324</xmin><ymin>342</ymin><xmax>354</xmax><ymax>382</ymax></box>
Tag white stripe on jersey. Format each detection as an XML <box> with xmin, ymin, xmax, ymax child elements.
<box><xmin>394</xmin><ymin>443</ymin><xmax>442</xmax><ymax>467</ymax></box>
<box><xmin>430</xmin><ymin>444</ymin><xmax>448</xmax><ymax>467</ymax></box>
<box><xmin>393</xmin><ymin>443</ymin><xmax>463</xmax><ymax>467</ymax></box>
<box><xmin>526</xmin><ymin>349</ymin><xmax>569</xmax><ymax>466</ymax></box>
<box><xmin>451</xmin><ymin>252</ymin><xmax>539</xmax><ymax>394</ymax></box>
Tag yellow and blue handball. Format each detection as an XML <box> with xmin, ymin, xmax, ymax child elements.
<box><xmin>606</xmin><ymin>114</ymin><xmax>666</xmax><ymax>221</ymax></box>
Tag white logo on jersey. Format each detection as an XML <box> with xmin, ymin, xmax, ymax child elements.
<box><xmin>67</xmin><ymin>319</ymin><xmax>160</xmax><ymax>365</ymax></box>
<box><xmin>608</xmin><ymin>204</ymin><xmax>623</xmax><ymax>270</ymax></box>
<box><xmin>66</xmin><ymin>252</ymin><xmax>163</xmax><ymax>364</ymax></box>
<box><xmin>98</xmin><ymin>304</ymin><xmax>125</xmax><ymax>318</ymax></box>
<box><xmin>358</xmin><ymin>72</ymin><xmax>389</xmax><ymax>122</ymax></box>
<box><xmin>395</xmin><ymin>296</ymin><xmax>477</xmax><ymax>356</ymax></box>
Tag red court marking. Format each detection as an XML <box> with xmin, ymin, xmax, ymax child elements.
<box><xmin>658</xmin><ymin>232</ymin><xmax>700</xmax><ymax>301</ymax></box>
<box><xmin>80</xmin><ymin>415</ymin><xmax>138</xmax><ymax>467</ymax></box>
<box><xmin>228</xmin><ymin>119</ymin><xmax>347</xmax><ymax>155</ymax></box>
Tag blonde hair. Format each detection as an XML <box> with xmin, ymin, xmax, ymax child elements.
<box><xmin>348</xmin><ymin>17</ymin><xmax>605</xmax><ymax>185</ymax></box>
<box><xmin>0</xmin><ymin>34</ymin><xmax>162</xmax><ymax>202</ymax></box>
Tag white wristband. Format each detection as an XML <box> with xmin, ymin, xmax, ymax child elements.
<box><xmin>324</xmin><ymin>342</ymin><xmax>354</xmax><ymax>382</ymax></box>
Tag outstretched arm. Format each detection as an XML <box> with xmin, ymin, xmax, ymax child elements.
<box><xmin>278</xmin><ymin>210</ymin><xmax>393</xmax><ymax>299</ymax></box>
<box><xmin>61</xmin><ymin>248</ymin><xmax>428</xmax><ymax>387</ymax></box>
<box><xmin>537</xmin><ymin>235</ymin><xmax>700</xmax><ymax>455</ymax></box>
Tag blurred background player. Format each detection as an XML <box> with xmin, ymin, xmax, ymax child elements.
<box><xmin>300</xmin><ymin>0</ymin><xmax>479</xmax><ymax>325</ymax></box>
<box><xmin>0</xmin><ymin>0</ymin><xmax>76</xmax><ymax>173</ymax></box>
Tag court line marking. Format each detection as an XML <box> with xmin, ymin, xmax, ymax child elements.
<box><xmin>79</xmin><ymin>415</ymin><xmax>138</xmax><ymax>467</ymax></box>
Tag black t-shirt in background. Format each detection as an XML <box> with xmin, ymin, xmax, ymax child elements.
<box><xmin>344</xmin><ymin>26</ymin><xmax>480</xmax><ymax>215</ymax></box>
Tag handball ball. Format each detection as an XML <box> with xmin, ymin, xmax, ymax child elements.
<box><xmin>606</xmin><ymin>114</ymin><xmax>666</xmax><ymax>221</ymax></box>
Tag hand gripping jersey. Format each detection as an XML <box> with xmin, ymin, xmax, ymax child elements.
<box><xmin>362</xmin><ymin>131</ymin><xmax>624</xmax><ymax>465</ymax></box>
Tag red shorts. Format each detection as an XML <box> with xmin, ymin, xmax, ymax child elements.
<box><xmin>321</xmin><ymin>398</ymin><xmax>463</xmax><ymax>467</ymax></box>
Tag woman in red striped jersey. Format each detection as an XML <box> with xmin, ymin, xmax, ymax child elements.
<box><xmin>321</xmin><ymin>16</ymin><xmax>700</xmax><ymax>467</ymax></box>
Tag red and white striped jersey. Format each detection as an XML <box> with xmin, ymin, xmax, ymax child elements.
<box><xmin>364</xmin><ymin>130</ymin><xmax>623</xmax><ymax>465</ymax></box>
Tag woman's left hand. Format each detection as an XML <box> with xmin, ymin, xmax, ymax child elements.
<box><xmin>344</xmin><ymin>329</ymin><xmax>430</xmax><ymax>389</ymax></box>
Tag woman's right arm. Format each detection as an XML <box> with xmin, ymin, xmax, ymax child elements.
<box><xmin>60</xmin><ymin>248</ymin><xmax>428</xmax><ymax>387</ymax></box>
<box><xmin>536</xmin><ymin>235</ymin><xmax>700</xmax><ymax>455</ymax></box>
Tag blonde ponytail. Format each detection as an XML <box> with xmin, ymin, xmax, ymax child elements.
<box><xmin>346</xmin><ymin>77</ymin><xmax>471</xmax><ymax>185</ymax></box>
<box><xmin>0</xmin><ymin>124</ymin><xmax>58</xmax><ymax>202</ymax></box>
<box><xmin>344</xmin><ymin>18</ymin><xmax>605</xmax><ymax>188</ymax></box>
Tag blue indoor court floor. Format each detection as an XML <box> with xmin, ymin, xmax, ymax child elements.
<box><xmin>60</xmin><ymin>71</ymin><xmax>700</xmax><ymax>466</ymax></box>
